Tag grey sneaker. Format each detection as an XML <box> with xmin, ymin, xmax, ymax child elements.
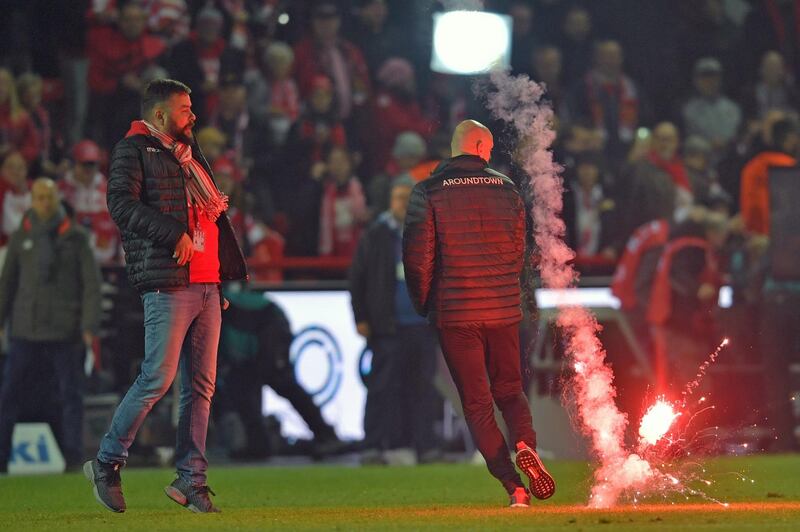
<box><xmin>83</xmin><ymin>459</ymin><xmax>126</xmax><ymax>513</ymax></box>
<box><xmin>164</xmin><ymin>477</ymin><xmax>221</xmax><ymax>513</ymax></box>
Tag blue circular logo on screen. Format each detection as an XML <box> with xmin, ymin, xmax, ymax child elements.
<box><xmin>358</xmin><ymin>346</ymin><xmax>373</xmax><ymax>386</ymax></box>
<box><xmin>290</xmin><ymin>326</ymin><xmax>343</xmax><ymax>407</ymax></box>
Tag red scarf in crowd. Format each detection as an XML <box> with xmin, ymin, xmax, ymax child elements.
<box><xmin>318</xmin><ymin>177</ymin><xmax>365</xmax><ymax>257</ymax></box>
<box><xmin>647</xmin><ymin>151</ymin><xmax>692</xmax><ymax>192</ymax></box>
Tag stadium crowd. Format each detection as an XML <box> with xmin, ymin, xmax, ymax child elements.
<box><xmin>0</xmin><ymin>0</ymin><xmax>798</xmax><ymax>467</ymax></box>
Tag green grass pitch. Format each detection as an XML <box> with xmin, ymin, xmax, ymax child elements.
<box><xmin>1</xmin><ymin>455</ymin><xmax>799</xmax><ymax>530</ymax></box>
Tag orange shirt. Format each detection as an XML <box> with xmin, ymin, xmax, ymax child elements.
<box><xmin>740</xmin><ymin>151</ymin><xmax>796</xmax><ymax>235</ymax></box>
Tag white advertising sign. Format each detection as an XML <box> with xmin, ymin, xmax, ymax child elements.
<box><xmin>8</xmin><ymin>423</ymin><xmax>65</xmax><ymax>475</ymax></box>
<box><xmin>262</xmin><ymin>291</ymin><xmax>367</xmax><ymax>441</ymax></box>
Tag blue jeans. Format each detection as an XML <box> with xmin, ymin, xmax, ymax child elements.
<box><xmin>0</xmin><ymin>339</ymin><xmax>85</xmax><ymax>467</ymax></box>
<box><xmin>98</xmin><ymin>284</ymin><xmax>221</xmax><ymax>486</ymax></box>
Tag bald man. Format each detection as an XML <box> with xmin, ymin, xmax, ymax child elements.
<box><xmin>0</xmin><ymin>178</ymin><xmax>101</xmax><ymax>473</ymax></box>
<box><xmin>403</xmin><ymin>120</ymin><xmax>555</xmax><ymax>507</ymax></box>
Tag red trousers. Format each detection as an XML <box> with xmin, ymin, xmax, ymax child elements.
<box><xmin>438</xmin><ymin>322</ymin><xmax>537</xmax><ymax>493</ymax></box>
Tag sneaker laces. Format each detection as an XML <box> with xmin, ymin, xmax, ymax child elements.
<box><xmin>98</xmin><ymin>463</ymin><xmax>122</xmax><ymax>487</ymax></box>
<box><xmin>193</xmin><ymin>485</ymin><xmax>216</xmax><ymax>498</ymax></box>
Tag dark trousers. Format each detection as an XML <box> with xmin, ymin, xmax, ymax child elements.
<box><xmin>0</xmin><ymin>339</ymin><xmax>85</xmax><ymax>467</ymax></box>
<box><xmin>438</xmin><ymin>323</ymin><xmax>536</xmax><ymax>494</ymax></box>
<box><xmin>363</xmin><ymin>324</ymin><xmax>439</xmax><ymax>454</ymax></box>
<box><xmin>760</xmin><ymin>291</ymin><xmax>800</xmax><ymax>451</ymax></box>
<box><xmin>220</xmin><ymin>358</ymin><xmax>336</xmax><ymax>450</ymax></box>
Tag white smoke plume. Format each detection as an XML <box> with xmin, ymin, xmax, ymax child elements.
<box><xmin>483</xmin><ymin>69</ymin><xmax>654</xmax><ymax>507</ymax></box>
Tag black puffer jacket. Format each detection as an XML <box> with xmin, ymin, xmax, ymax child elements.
<box><xmin>403</xmin><ymin>155</ymin><xmax>526</xmax><ymax>327</ymax></box>
<box><xmin>107</xmin><ymin>134</ymin><xmax>247</xmax><ymax>292</ymax></box>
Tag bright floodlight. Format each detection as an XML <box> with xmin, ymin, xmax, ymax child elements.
<box><xmin>431</xmin><ymin>11</ymin><xmax>512</xmax><ymax>75</ymax></box>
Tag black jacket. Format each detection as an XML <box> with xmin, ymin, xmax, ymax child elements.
<box><xmin>349</xmin><ymin>214</ymin><xmax>401</xmax><ymax>336</ymax></box>
<box><xmin>403</xmin><ymin>155</ymin><xmax>526</xmax><ymax>328</ymax></box>
<box><xmin>107</xmin><ymin>133</ymin><xmax>247</xmax><ymax>292</ymax></box>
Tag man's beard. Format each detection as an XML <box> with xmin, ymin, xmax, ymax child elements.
<box><xmin>168</xmin><ymin>121</ymin><xmax>194</xmax><ymax>143</ymax></box>
<box><xmin>176</xmin><ymin>126</ymin><xmax>194</xmax><ymax>144</ymax></box>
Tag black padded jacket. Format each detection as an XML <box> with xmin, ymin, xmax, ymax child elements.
<box><xmin>107</xmin><ymin>134</ymin><xmax>247</xmax><ymax>292</ymax></box>
<box><xmin>402</xmin><ymin>155</ymin><xmax>526</xmax><ymax>328</ymax></box>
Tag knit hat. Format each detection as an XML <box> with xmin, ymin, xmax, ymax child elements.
<box><xmin>311</xmin><ymin>74</ymin><xmax>333</xmax><ymax>92</ymax></box>
<box><xmin>392</xmin><ymin>131</ymin><xmax>426</xmax><ymax>159</ymax></box>
<box><xmin>196</xmin><ymin>126</ymin><xmax>227</xmax><ymax>148</ymax></box>
<box><xmin>377</xmin><ymin>57</ymin><xmax>415</xmax><ymax>89</ymax></box>
<box><xmin>73</xmin><ymin>140</ymin><xmax>101</xmax><ymax>163</ymax></box>
<box><xmin>311</xmin><ymin>1</ymin><xmax>340</xmax><ymax>18</ymax></box>
<box><xmin>694</xmin><ymin>57</ymin><xmax>722</xmax><ymax>76</ymax></box>
<box><xmin>197</xmin><ymin>7</ymin><xmax>224</xmax><ymax>26</ymax></box>
<box><xmin>683</xmin><ymin>135</ymin><xmax>712</xmax><ymax>157</ymax></box>
<box><xmin>212</xmin><ymin>156</ymin><xmax>243</xmax><ymax>183</ymax></box>
<box><xmin>392</xmin><ymin>173</ymin><xmax>416</xmax><ymax>190</ymax></box>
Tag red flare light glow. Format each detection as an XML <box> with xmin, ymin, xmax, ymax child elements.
<box><xmin>639</xmin><ymin>399</ymin><xmax>680</xmax><ymax>446</ymax></box>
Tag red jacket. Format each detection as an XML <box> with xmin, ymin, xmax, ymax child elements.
<box><xmin>739</xmin><ymin>150</ymin><xmax>796</xmax><ymax>235</ymax></box>
<box><xmin>369</xmin><ymin>90</ymin><xmax>434</xmax><ymax>175</ymax></box>
<box><xmin>87</xmin><ymin>26</ymin><xmax>165</xmax><ymax>94</ymax></box>
<box><xmin>611</xmin><ymin>219</ymin><xmax>670</xmax><ymax>310</ymax></box>
<box><xmin>0</xmin><ymin>105</ymin><xmax>41</xmax><ymax>163</ymax></box>
<box><xmin>292</xmin><ymin>37</ymin><xmax>370</xmax><ymax>101</ymax></box>
<box><xmin>403</xmin><ymin>155</ymin><xmax>525</xmax><ymax>327</ymax></box>
<box><xmin>646</xmin><ymin>237</ymin><xmax>718</xmax><ymax>325</ymax></box>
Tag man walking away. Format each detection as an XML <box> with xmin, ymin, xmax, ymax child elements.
<box><xmin>403</xmin><ymin>120</ymin><xmax>555</xmax><ymax>507</ymax></box>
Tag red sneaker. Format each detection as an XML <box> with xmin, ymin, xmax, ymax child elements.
<box><xmin>515</xmin><ymin>442</ymin><xmax>556</xmax><ymax>500</ymax></box>
<box><xmin>508</xmin><ymin>486</ymin><xmax>531</xmax><ymax>508</ymax></box>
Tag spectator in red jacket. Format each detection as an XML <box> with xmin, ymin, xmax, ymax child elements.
<box><xmin>318</xmin><ymin>145</ymin><xmax>368</xmax><ymax>258</ymax></box>
<box><xmin>59</xmin><ymin>140</ymin><xmax>121</xmax><ymax>265</ymax></box>
<box><xmin>245</xmin><ymin>41</ymin><xmax>300</xmax><ymax>147</ymax></box>
<box><xmin>645</xmin><ymin>122</ymin><xmax>693</xmax><ymax>217</ymax></box>
<box><xmin>162</xmin><ymin>7</ymin><xmax>245</xmax><ymax>124</ymax></box>
<box><xmin>145</xmin><ymin>0</ymin><xmax>190</xmax><ymax>47</ymax></box>
<box><xmin>568</xmin><ymin>40</ymin><xmax>648</xmax><ymax>168</ymax></box>
<box><xmin>87</xmin><ymin>1</ymin><xmax>165</xmax><ymax>146</ymax></box>
<box><xmin>0</xmin><ymin>69</ymin><xmax>40</xmax><ymax>165</ymax></box>
<box><xmin>0</xmin><ymin>152</ymin><xmax>31</xmax><ymax>251</ymax></box>
<box><xmin>368</xmin><ymin>57</ymin><xmax>434</xmax><ymax>176</ymax></box>
<box><xmin>16</xmin><ymin>72</ymin><xmax>67</xmax><ymax>178</ymax></box>
<box><xmin>293</xmin><ymin>1</ymin><xmax>371</xmax><ymax>122</ymax></box>
<box><xmin>283</xmin><ymin>75</ymin><xmax>347</xmax><ymax>175</ymax></box>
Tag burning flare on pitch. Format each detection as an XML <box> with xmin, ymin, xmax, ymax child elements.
<box><xmin>483</xmin><ymin>68</ymin><xmax>733</xmax><ymax>507</ymax></box>
<box><xmin>639</xmin><ymin>398</ymin><xmax>680</xmax><ymax>446</ymax></box>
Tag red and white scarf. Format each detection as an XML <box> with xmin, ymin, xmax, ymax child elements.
<box><xmin>138</xmin><ymin>120</ymin><xmax>228</xmax><ymax>221</ymax></box>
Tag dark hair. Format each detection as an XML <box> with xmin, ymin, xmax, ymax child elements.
<box><xmin>141</xmin><ymin>79</ymin><xmax>191</xmax><ymax>117</ymax></box>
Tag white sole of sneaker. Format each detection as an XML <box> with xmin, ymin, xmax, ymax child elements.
<box><xmin>83</xmin><ymin>461</ymin><xmax>125</xmax><ymax>513</ymax></box>
<box><xmin>164</xmin><ymin>486</ymin><xmax>219</xmax><ymax>513</ymax></box>
<box><xmin>164</xmin><ymin>486</ymin><xmax>189</xmax><ymax>506</ymax></box>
